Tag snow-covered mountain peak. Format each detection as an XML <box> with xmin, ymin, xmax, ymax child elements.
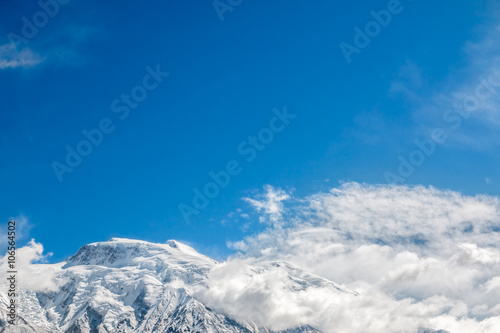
<box><xmin>0</xmin><ymin>238</ymin><xmax>359</xmax><ymax>332</ymax></box>
<box><xmin>165</xmin><ymin>239</ymin><xmax>180</xmax><ymax>248</ymax></box>
<box><xmin>64</xmin><ymin>238</ymin><xmax>216</xmax><ymax>270</ymax></box>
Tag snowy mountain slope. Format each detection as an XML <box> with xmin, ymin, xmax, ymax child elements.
<box><xmin>0</xmin><ymin>238</ymin><xmax>453</xmax><ymax>332</ymax></box>
<box><xmin>1</xmin><ymin>238</ymin><xmax>346</xmax><ymax>332</ymax></box>
<box><xmin>0</xmin><ymin>308</ymin><xmax>51</xmax><ymax>332</ymax></box>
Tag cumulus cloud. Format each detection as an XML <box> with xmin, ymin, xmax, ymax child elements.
<box><xmin>0</xmin><ymin>239</ymin><xmax>62</xmax><ymax>293</ymax></box>
<box><xmin>0</xmin><ymin>43</ymin><xmax>43</xmax><ymax>69</ymax></box>
<box><xmin>0</xmin><ymin>216</ymin><xmax>62</xmax><ymax>293</ymax></box>
<box><xmin>201</xmin><ymin>183</ymin><xmax>500</xmax><ymax>333</ymax></box>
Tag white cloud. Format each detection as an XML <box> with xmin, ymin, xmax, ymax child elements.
<box><xmin>243</xmin><ymin>185</ymin><xmax>291</xmax><ymax>224</ymax></box>
<box><xmin>0</xmin><ymin>44</ymin><xmax>43</xmax><ymax>69</ymax></box>
<box><xmin>0</xmin><ymin>216</ymin><xmax>62</xmax><ymax>293</ymax></box>
<box><xmin>205</xmin><ymin>183</ymin><xmax>500</xmax><ymax>332</ymax></box>
<box><xmin>3</xmin><ymin>184</ymin><xmax>499</xmax><ymax>332</ymax></box>
<box><xmin>0</xmin><ymin>239</ymin><xmax>62</xmax><ymax>293</ymax></box>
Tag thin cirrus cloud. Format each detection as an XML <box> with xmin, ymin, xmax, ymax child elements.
<box><xmin>198</xmin><ymin>183</ymin><xmax>500</xmax><ymax>333</ymax></box>
<box><xmin>0</xmin><ymin>23</ymin><xmax>98</xmax><ymax>70</ymax></box>
<box><xmin>0</xmin><ymin>43</ymin><xmax>43</xmax><ymax>69</ymax></box>
<box><xmin>0</xmin><ymin>215</ymin><xmax>33</xmax><ymax>248</ymax></box>
<box><xmin>391</xmin><ymin>23</ymin><xmax>500</xmax><ymax>150</ymax></box>
<box><xmin>352</xmin><ymin>21</ymin><xmax>500</xmax><ymax>152</ymax></box>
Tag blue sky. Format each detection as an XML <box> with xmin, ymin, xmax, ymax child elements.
<box><xmin>1</xmin><ymin>0</ymin><xmax>500</xmax><ymax>262</ymax></box>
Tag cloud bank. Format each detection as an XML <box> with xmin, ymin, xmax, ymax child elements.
<box><xmin>199</xmin><ymin>183</ymin><xmax>500</xmax><ymax>333</ymax></box>
<box><xmin>3</xmin><ymin>184</ymin><xmax>499</xmax><ymax>332</ymax></box>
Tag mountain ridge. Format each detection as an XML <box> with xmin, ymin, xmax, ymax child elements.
<box><xmin>0</xmin><ymin>238</ymin><xmax>449</xmax><ymax>333</ymax></box>
<box><xmin>1</xmin><ymin>238</ymin><xmax>337</xmax><ymax>332</ymax></box>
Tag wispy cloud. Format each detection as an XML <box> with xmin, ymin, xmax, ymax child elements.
<box><xmin>41</xmin><ymin>25</ymin><xmax>100</xmax><ymax>68</ymax></box>
<box><xmin>389</xmin><ymin>60</ymin><xmax>426</xmax><ymax>103</ymax></box>
<box><xmin>0</xmin><ymin>23</ymin><xmax>99</xmax><ymax>70</ymax></box>
<box><xmin>392</xmin><ymin>23</ymin><xmax>500</xmax><ymax>150</ymax></box>
<box><xmin>0</xmin><ymin>44</ymin><xmax>43</xmax><ymax>69</ymax></box>
<box><xmin>243</xmin><ymin>185</ymin><xmax>291</xmax><ymax>224</ymax></box>
<box><xmin>0</xmin><ymin>214</ymin><xmax>32</xmax><ymax>247</ymax></box>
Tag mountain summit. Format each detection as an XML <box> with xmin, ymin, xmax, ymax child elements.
<box><xmin>1</xmin><ymin>238</ymin><xmax>350</xmax><ymax>332</ymax></box>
